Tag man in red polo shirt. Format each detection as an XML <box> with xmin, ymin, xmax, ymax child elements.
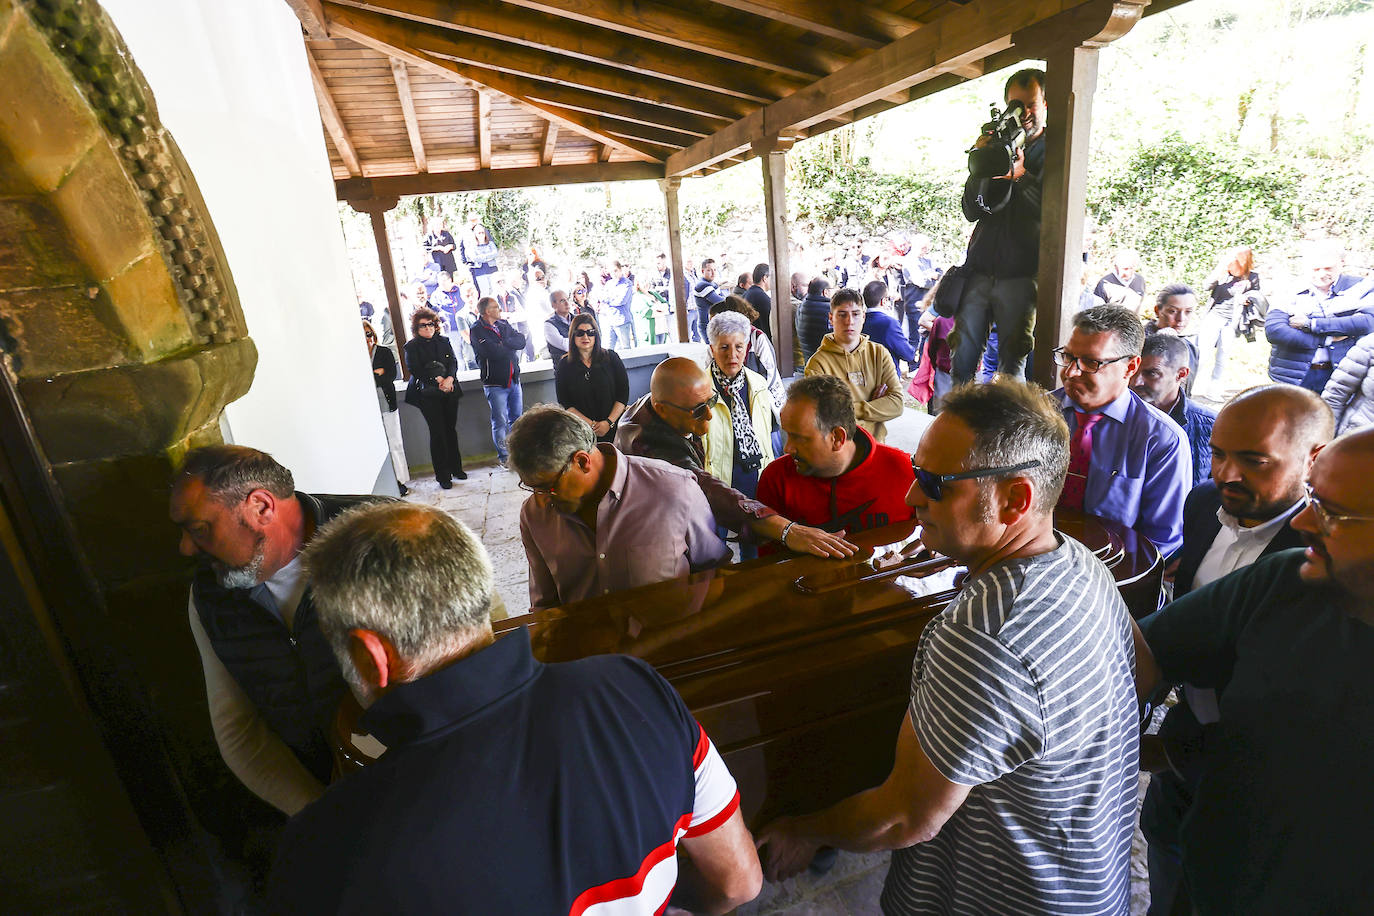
<box><xmin>758</xmin><ymin>375</ymin><xmax>915</xmax><ymax>539</ymax></box>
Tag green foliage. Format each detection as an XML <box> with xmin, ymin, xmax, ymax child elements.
<box><xmin>789</xmin><ymin>153</ymin><xmax>967</xmax><ymax>256</ymax></box>
<box><xmin>1087</xmin><ymin>134</ymin><xmax>1300</xmax><ymax>284</ymax></box>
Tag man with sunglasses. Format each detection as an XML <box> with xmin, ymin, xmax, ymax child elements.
<box><xmin>510</xmin><ymin>405</ymin><xmax>731</xmax><ymax>613</ymax></box>
<box><xmin>616</xmin><ymin>359</ymin><xmax>857</xmax><ymax>559</ymax></box>
<box><xmin>1053</xmin><ymin>305</ymin><xmax>1191</xmax><ymax>556</ymax></box>
<box><xmin>1134</xmin><ymin>426</ymin><xmax>1374</xmax><ymax>916</ymax></box>
<box><xmin>1138</xmin><ymin>383</ymin><xmax>1332</xmax><ymax>916</ymax></box>
<box><xmin>758</xmin><ymin>380</ymin><xmax>1140</xmax><ymax>914</ymax></box>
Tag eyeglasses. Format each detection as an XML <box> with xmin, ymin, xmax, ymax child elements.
<box><xmin>910</xmin><ymin>459</ymin><xmax>1042</xmax><ymax>501</ymax></box>
<box><xmin>1304</xmin><ymin>484</ymin><xmax>1374</xmax><ymax>535</ymax></box>
<box><xmin>573</xmin><ymin>329</ymin><xmax>597</xmax><ymax>338</ymax></box>
<box><xmin>1052</xmin><ymin>348</ymin><xmax>1132</xmax><ymax>374</ymax></box>
<box><xmin>417</xmin><ymin>322</ymin><xmax>436</xmax><ymax>329</ymax></box>
<box><xmin>364</xmin><ymin>332</ymin><xmax>376</xmax><ymax>340</ymax></box>
<box><xmin>660</xmin><ymin>392</ymin><xmax>720</xmax><ymax>422</ymax></box>
<box><xmin>518</xmin><ymin>455</ymin><xmax>574</xmax><ymax>497</ymax></box>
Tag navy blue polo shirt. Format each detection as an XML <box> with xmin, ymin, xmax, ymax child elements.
<box><xmin>267</xmin><ymin>628</ymin><xmax>739</xmax><ymax>914</ymax></box>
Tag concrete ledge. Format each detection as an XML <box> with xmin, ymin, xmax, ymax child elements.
<box><xmin>396</xmin><ymin>342</ymin><xmax>707</xmax><ymax>471</ymax></box>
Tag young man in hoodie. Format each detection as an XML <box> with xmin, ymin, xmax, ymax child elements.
<box><xmin>804</xmin><ymin>288</ymin><xmax>904</xmax><ymax>442</ymax></box>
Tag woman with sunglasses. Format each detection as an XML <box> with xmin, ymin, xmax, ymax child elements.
<box><xmin>365</xmin><ymin>320</ymin><xmax>409</xmax><ymax>495</ymax></box>
<box><xmin>404</xmin><ymin>307</ymin><xmax>466</xmax><ymax>487</ymax></box>
<box><xmin>555</xmin><ymin>314</ymin><xmax>629</xmax><ymax>443</ymax></box>
<box><xmin>704</xmin><ymin>311</ymin><xmax>776</xmax><ymax>558</ymax></box>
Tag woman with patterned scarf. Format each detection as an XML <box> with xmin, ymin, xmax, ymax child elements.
<box><xmin>704</xmin><ymin>311</ymin><xmax>777</xmax><ymax>560</ymax></box>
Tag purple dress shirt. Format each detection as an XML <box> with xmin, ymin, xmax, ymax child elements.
<box><xmin>1052</xmin><ymin>387</ymin><xmax>1191</xmax><ymax>556</ymax></box>
<box><xmin>519</xmin><ymin>444</ymin><xmax>731</xmax><ymax>612</ymax></box>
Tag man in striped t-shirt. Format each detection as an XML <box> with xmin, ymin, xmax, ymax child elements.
<box><xmin>758</xmin><ymin>380</ymin><xmax>1140</xmax><ymax>915</ymax></box>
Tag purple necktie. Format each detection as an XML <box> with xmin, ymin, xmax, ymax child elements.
<box><xmin>1059</xmin><ymin>411</ymin><xmax>1102</xmax><ymax>511</ymax></box>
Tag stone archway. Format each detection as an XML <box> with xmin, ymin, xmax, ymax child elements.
<box><xmin>0</xmin><ymin>0</ymin><xmax>259</xmax><ymax>874</ymax></box>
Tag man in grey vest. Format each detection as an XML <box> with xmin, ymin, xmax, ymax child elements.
<box><xmin>169</xmin><ymin>445</ymin><xmax>381</xmax><ymax>815</ymax></box>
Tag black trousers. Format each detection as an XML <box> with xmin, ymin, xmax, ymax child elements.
<box><xmin>416</xmin><ymin>393</ymin><xmax>463</xmax><ymax>482</ymax></box>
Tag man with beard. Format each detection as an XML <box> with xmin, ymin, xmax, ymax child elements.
<box><xmin>756</xmin><ymin>375</ymin><xmax>915</xmax><ymax>537</ymax></box>
<box><xmin>169</xmin><ymin>445</ymin><xmax>383</xmax><ymax>815</ymax></box>
<box><xmin>1131</xmin><ymin>334</ymin><xmax>1215</xmax><ymax>488</ymax></box>
<box><xmin>1137</xmin><ymin>384</ymin><xmax>1332</xmax><ymax>916</ymax></box>
<box><xmin>1135</xmin><ymin>425</ymin><xmax>1374</xmax><ymax>916</ymax></box>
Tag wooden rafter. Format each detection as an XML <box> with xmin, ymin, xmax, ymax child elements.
<box><xmin>335</xmin><ymin>161</ymin><xmax>664</xmax><ymax>199</ymax></box>
<box><xmin>306</xmin><ymin>46</ymin><xmax>362</xmax><ymax>176</ymax></box>
<box><xmin>476</xmin><ymin>90</ymin><xmax>492</xmax><ymax>169</ymax></box>
<box><xmin>598</xmin><ymin>143</ymin><xmax>613</xmax><ymax>163</ymax></box>
<box><xmin>326</xmin><ymin>7</ymin><xmax>665</xmax><ymax>162</ymax></box>
<box><xmin>540</xmin><ymin>122</ymin><xmax>559</xmax><ymax>166</ymax></box>
<box><xmin>666</xmin><ymin>0</ymin><xmax>1145</xmax><ymax>176</ymax></box>
<box><xmin>389</xmin><ymin>57</ymin><xmax>427</xmax><ymax>172</ymax></box>
<box><xmin>284</xmin><ymin>0</ymin><xmax>329</xmax><ymax>38</ymax></box>
<box><xmin>324</xmin><ymin>0</ymin><xmax>798</xmax><ymax>103</ymax></box>
<box><xmin>706</xmin><ymin>0</ymin><xmax>919</xmax><ymax>48</ymax></box>
<box><xmin>494</xmin><ymin>0</ymin><xmax>839</xmax><ymax>80</ymax></box>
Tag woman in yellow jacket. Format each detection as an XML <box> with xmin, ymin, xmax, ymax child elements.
<box><xmin>704</xmin><ymin>311</ymin><xmax>776</xmax><ymax>558</ymax></box>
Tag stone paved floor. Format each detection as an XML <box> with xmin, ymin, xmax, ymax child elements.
<box><xmin>402</xmin><ymin>402</ymin><xmax>1153</xmax><ymax>915</ymax></box>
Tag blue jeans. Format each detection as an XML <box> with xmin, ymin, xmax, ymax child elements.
<box><xmin>483</xmin><ymin>384</ymin><xmax>523</xmax><ymax>461</ymax></box>
<box><xmin>608</xmin><ymin>318</ymin><xmax>637</xmax><ymax>351</ymax></box>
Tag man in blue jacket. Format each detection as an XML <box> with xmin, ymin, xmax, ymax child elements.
<box><xmin>471</xmin><ymin>296</ymin><xmax>526</xmax><ymax>467</ymax></box>
<box><xmin>861</xmin><ymin>280</ymin><xmax>916</xmax><ymax>374</ymax></box>
<box><xmin>1132</xmin><ymin>334</ymin><xmax>1215</xmax><ymax>488</ymax></box>
<box><xmin>1266</xmin><ymin>243</ymin><xmax>1371</xmax><ymax>392</ymax></box>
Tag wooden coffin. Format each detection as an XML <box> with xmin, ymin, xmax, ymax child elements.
<box><xmin>438</xmin><ymin>511</ymin><xmax>1154</xmax><ymax>827</ymax></box>
<box><xmin>334</xmin><ymin>512</ymin><xmax>1159</xmax><ymax>823</ymax></box>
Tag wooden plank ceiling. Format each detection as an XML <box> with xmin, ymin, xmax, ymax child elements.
<box><xmin>294</xmin><ymin>0</ymin><xmax>1162</xmax><ymax>197</ymax></box>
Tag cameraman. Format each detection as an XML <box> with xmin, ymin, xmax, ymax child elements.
<box><xmin>950</xmin><ymin>68</ymin><xmax>1046</xmax><ymax>384</ymax></box>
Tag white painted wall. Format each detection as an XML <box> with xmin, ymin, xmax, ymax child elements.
<box><xmin>100</xmin><ymin>0</ymin><xmax>389</xmax><ymax>493</ymax></box>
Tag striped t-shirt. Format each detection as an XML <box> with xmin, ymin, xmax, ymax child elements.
<box><xmin>881</xmin><ymin>535</ymin><xmax>1139</xmax><ymax>915</ymax></box>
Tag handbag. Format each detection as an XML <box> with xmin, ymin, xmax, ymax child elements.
<box><xmin>931</xmin><ymin>264</ymin><xmax>969</xmax><ymax>318</ymax></box>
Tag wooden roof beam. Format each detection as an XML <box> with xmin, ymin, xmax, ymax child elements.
<box><xmin>477</xmin><ymin>90</ymin><xmax>492</xmax><ymax>169</ymax></box>
<box><xmin>327</xmin><ymin>8</ymin><xmax>665</xmax><ymax>162</ymax></box>
<box><xmin>335</xmin><ymin>161</ymin><xmax>665</xmax><ymax>199</ymax></box>
<box><xmin>495</xmin><ymin>0</ymin><xmax>841</xmax><ymax>80</ymax></box>
<box><xmin>389</xmin><ymin>57</ymin><xmax>427</xmax><ymax>173</ymax></box>
<box><xmin>666</xmin><ymin>0</ymin><xmax>1147</xmax><ymax>177</ymax></box>
<box><xmin>598</xmin><ymin>143</ymin><xmax>613</xmax><ymax>163</ymax></box>
<box><xmin>325</xmin><ymin>0</ymin><xmax>797</xmax><ymax>103</ymax></box>
<box><xmin>707</xmin><ymin>0</ymin><xmax>920</xmax><ymax>48</ymax></box>
<box><xmin>306</xmin><ymin>46</ymin><xmax>362</xmax><ymax>176</ymax></box>
<box><xmin>374</xmin><ymin>18</ymin><xmax>752</xmax><ymax>122</ymax></box>
<box><xmin>540</xmin><ymin>122</ymin><xmax>558</xmax><ymax>166</ymax></box>
<box><xmin>285</xmin><ymin>0</ymin><xmax>329</xmax><ymax>38</ymax></box>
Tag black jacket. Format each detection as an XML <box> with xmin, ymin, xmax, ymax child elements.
<box><xmin>960</xmin><ymin>132</ymin><xmax>1044</xmax><ymax>278</ymax></box>
<box><xmin>372</xmin><ymin>344</ymin><xmax>398</xmax><ymax>411</ymax></box>
<box><xmin>193</xmin><ymin>492</ymin><xmax>384</xmax><ymax>782</ymax></box>
<box><xmin>403</xmin><ymin>333</ymin><xmax>460</xmax><ymax>406</ymax></box>
<box><xmin>471</xmin><ymin>318</ymin><xmax>526</xmax><ymax>387</ymax></box>
<box><xmin>797</xmin><ymin>293</ymin><xmax>833</xmax><ymax>364</ymax></box>
<box><xmin>1173</xmin><ymin>480</ymin><xmax>1306</xmax><ymax>596</ymax></box>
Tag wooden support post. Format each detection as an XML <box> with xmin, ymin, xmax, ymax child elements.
<box><xmin>755</xmin><ymin>136</ymin><xmax>795</xmax><ymax>375</ymax></box>
<box><xmin>349</xmin><ymin>196</ymin><xmax>408</xmax><ymax>377</ymax></box>
<box><xmin>477</xmin><ymin>90</ymin><xmax>492</xmax><ymax>170</ymax></box>
<box><xmin>540</xmin><ymin>122</ymin><xmax>559</xmax><ymax>166</ymax></box>
<box><xmin>660</xmin><ymin>177</ymin><xmax>689</xmax><ymax>344</ymax></box>
<box><xmin>391</xmin><ymin>58</ymin><xmax>428</xmax><ymax>173</ymax></box>
<box><xmin>1032</xmin><ymin>44</ymin><xmax>1100</xmax><ymax>390</ymax></box>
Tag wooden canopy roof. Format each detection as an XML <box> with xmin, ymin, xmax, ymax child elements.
<box><xmin>291</xmin><ymin>0</ymin><xmax>1184</xmax><ymax>200</ymax></box>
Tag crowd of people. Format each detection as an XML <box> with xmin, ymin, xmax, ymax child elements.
<box><xmin>180</xmin><ymin>66</ymin><xmax>1374</xmax><ymax>915</ymax></box>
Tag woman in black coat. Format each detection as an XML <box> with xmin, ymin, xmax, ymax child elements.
<box><xmin>555</xmin><ymin>313</ymin><xmax>629</xmax><ymax>443</ymax></box>
<box><xmin>404</xmin><ymin>306</ymin><xmax>466</xmax><ymax>487</ymax></box>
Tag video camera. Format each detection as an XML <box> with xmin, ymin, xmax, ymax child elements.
<box><xmin>967</xmin><ymin>100</ymin><xmax>1027</xmax><ymax>180</ymax></box>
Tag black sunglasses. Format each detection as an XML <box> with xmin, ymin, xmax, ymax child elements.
<box><xmin>416</xmin><ymin>321</ymin><xmax>436</xmax><ymax>329</ymax></box>
<box><xmin>573</xmin><ymin>328</ymin><xmax>597</xmax><ymax>338</ymax></box>
<box><xmin>660</xmin><ymin>391</ymin><xmax>720</xmax><ymax>421</ymax></box>
<box><xmin>911</xmin><ymin>459</ymin><xmax>1041</xmax><ymax>501</ymax></box>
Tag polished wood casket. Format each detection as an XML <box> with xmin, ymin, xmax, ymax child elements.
<box><xmin>336</xmin><ymin>511</ymin><xmax>1161</xmax><ymax>827</ymax></box>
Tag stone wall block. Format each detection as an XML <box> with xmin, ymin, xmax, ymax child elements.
<box><xmin>0</xmin><ymin>194</ymin><xmax>89</xmax><ymax>289</ymax></box>
<box><xmin>18</xmin><ymin>337</ymin><xmax>258</xmax><ymax>464</ymax></box>
<box><xmin>48</xmin><ymin>137</ymin><xmax>158</xmax><ymax>283</ymax></box>
<box><xmin>0</xmin><ymin>13</ymin><xmax>99</xmax><ymax>192</ymax></box>
<box><xmin>0</xmin><ymin>284</ymin><xmax>136</xmax><ymax>378</ymax></box>
<box><xmin>101</xmin><ymin>253</ymin><xmax>195</xmax><ymax>359</ymax></box>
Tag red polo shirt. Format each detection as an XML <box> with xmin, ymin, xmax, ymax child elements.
<box><xmin>757</xmin><ymin>428</ymin><xmax>916</xmax><ymax>537</ymax></box>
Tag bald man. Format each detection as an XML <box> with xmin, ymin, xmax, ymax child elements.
<box><xmin>616</xmin><ymin>358</ymin><xmax>855</xmax><ymax>558</ymax></box>
<box><xmin>1136</xmin><ymin>425</ymin><xmax>1374</xmax><ymax>915</ymax></box>
<box><xmin>1140</xmin><ymin>383</ymin><xmax>1333</xmax><ymax>916</ymax></box>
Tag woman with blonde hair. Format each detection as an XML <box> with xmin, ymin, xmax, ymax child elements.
<box><xmin>364</xmin><ymin>320</ymin><xmax>409</xmax><ymax>495</ymax></box>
